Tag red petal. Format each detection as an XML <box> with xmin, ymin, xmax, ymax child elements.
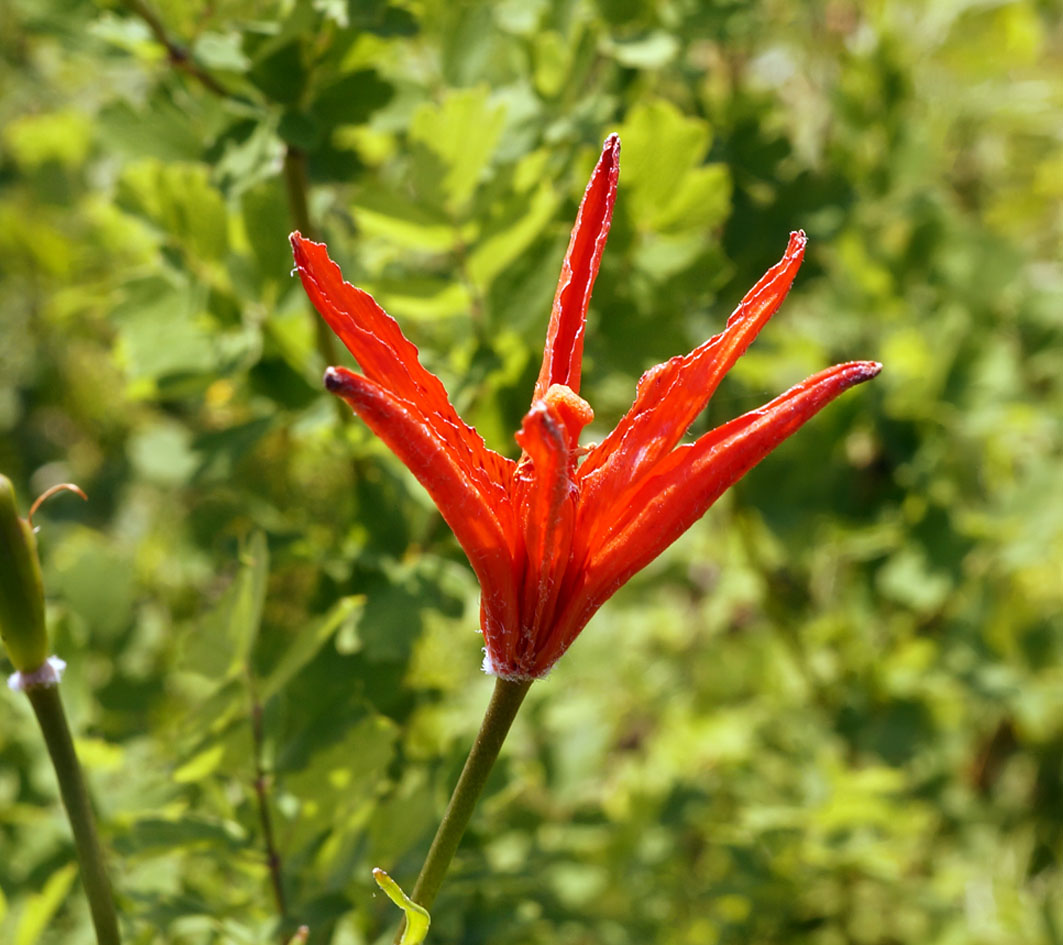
<box><xmin>580</xmin><ymin>231</ymin><xmax>807</xmax><ymax>488</ymax></box>
<box><xmin>499</xmin><ymin>387</ymin><xmax>592</xmax><ymax>676</ymax></box>
<box><xmin>324</xmin><ymin>366</ymin><xmax>520</xmax><ymax>635</ymax></box>
<box><xmin>533</xmin><ymin>135</ymin><xmax>620</xmax><ymax>401</ymax></box>
<box><xmin>291</xmin><ymin>234</ymin><xmax>515</xmax><ymax>496</ymax></box>
<box><xmin>556</xmin><ymin>360</ymin><xmax>882</xmax><ymax>651</ymax></box>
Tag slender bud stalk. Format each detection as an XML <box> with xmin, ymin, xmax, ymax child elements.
<box><xmin>1</xmin><ymin>474</ymin><xmax>120</xmax><ymax>943</ymax></box>
<box><xmin>25</xmin><ymin>681</ymin><xmax>122</xmax><ymax>945</ymax></box>
<box><xmin>394</xmin><ymin>676</ymin><xmax>532</xmax><ymax>943</ymax></box>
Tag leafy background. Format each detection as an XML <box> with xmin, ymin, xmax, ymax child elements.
<box><xmin>2</xmin><ymin>0</ymin><xmax>1062</xmax><ymax>943</ymax></box>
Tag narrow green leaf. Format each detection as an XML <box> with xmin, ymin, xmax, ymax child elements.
<box><xmin>259</xmin><ymin>595</ymin><xmax>365</xmax><ymax>701</ymax></box>
<box><xmin>227</xmin><ymin>531</ymin><xmax>269</xmax><ymax>672</ymax></box>
<box><xmin>373</xmin><ymin>869</ymin><xmax>431</xmax><ymax>945</ymax></box>
<box><xmin>468</xmin><ymin>181</ymin><xmax>558</xmax><ymax>288</ymax></box>
<box><xmin>14</xmin><ymin>864</ymin><xmax>78</xmax><ymax>945</ymax></box>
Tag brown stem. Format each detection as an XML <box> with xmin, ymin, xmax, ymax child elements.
<box><xmin>121</xmin><ymin>0</ymin><xmax>232</xmax><ymax>98</ymax></box>
<box><xmin>246</xmin><ymin>672</ymin><xmax>288</xmax><ymax>930</ymax></box>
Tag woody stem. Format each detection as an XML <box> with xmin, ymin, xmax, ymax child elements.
<box><xmin>26</xmin><ymin>683</ymin><xmax>121</xmax><ymax>945</ymax></box>
<box><xmin>394</xmin><ymin>676</ymin><xmax>533</xmax><ymax>942</ymax></box>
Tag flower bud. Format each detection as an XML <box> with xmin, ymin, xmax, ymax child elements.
<box><xmin>0</xmin><ymin>475</ymin><xmax>48</xmax><ymax>673</ymax></box>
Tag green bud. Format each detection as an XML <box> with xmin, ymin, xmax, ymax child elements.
<box><xmin>0</xmin><ymin>474</ymin><xmax>48</xmax><ymax>673</ymax></box>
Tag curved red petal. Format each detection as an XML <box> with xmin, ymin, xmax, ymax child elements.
<box><xmin>533</xmin><ymin>135</ymin><xmax>620</xmax><ymax>401</ymax></box>
<box><xmin>325</xmin><ymin>366</ymin><xmax>520</xmax><ymax>638</ymax></box>
<box><xmin>580</xmin><ymin>231</ymin><xmax>807</xmax><ymax>488</ymax></box>
<box><xmin>292</xmin><ymin>233</ymin><xmax>514</xmax><ymax>493</ymax></box>
<box><xmin>555</xmin><ymin>360</ymin><xmax>881</xmax><ymax>654</ymax></box>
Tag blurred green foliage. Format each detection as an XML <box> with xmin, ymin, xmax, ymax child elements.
<box><xmin>2</xmin><ymin>0</ymin><xmax>1062</xmax><ymax>943</ymax></box>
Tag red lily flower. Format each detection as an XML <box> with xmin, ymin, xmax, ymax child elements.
<box><xmin>291</xmin><ymin>134</ymin><xmax>880</xmax><ymax>680</ymax></box>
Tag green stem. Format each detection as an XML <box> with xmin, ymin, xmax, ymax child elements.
<box><xmin>26</xmin><ymin>683</ymin><xmax>121</xmax><ymax>945</ymax></box>
<box><xmin>394</xmin><ymin>676</ymin><xmax>532</xmax><ymax>943</ymax></box>
<box><xmin>283</xmin><ymin>145</ymin><xmax>340</xmax><ymax>369</ymax></box>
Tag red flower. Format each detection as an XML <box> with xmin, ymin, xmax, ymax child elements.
<box><xmin>291</xmin><ymin>135</ymin><xmax>880</xmax><ymax>680</ymax></box>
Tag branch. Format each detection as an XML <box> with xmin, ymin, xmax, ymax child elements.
<box><xmin>121</xmin><ymin>0</ymin><xmax>232</xmax><ymax>98</ymax></box>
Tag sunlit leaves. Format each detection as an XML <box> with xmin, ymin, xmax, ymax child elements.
<box><xmin>2</xmin><ymin>109</ymin><xmax>93</xmax><ymax>169</ymax></box>
<box><xmin>117</xmin><ymin>161</ymin><xmax>228</xmax><ymax>260</ymax></box>
<box><xmin>409</xmin><ymin>87</ymin><xmax>507</xmax><ymax>215</ymax></box>
<box><xmin>617</xmin><ymin>100</ymin><xmax>730</xmax><ymax>234</ymax></box>
<box><xmin>2</xmin><ymin>0</ymin><xmax>1062</xmax><ymax>943</ymax></box>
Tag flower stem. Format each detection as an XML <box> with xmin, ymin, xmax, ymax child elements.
<box><xmin>282</xmin><ymin>146</ymin><xmax>339</xmax><ymax>370</ymax></box>
<box><xmin>394</xmin><ymin>676</ymin><xmax>532</xmax><ymax>943</ymax></box>
<box><xmin>246</xmin><ymin>670</ymin><xmax>288</xmax><ymax>928</ymax></box>
<box><xmin>26</xmin><ymin>683</ymin><xmax>121</xmax><ymax>945</ymax></box>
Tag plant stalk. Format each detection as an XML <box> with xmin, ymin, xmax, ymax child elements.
<box><xmin>282</xmin><ymin>146</ymin><xmax>340</xmax><ymax>371</ymax></box>
<box><xmin>246</xmin><ymin>671</ymin><xmax>288</xmax><ymax>927</ymax></box>
<box><xmin>394</xmin><ymin>676</ymin><xmax>532</xmax><ymax>943</ymax></box>
<box><xmin>26</xmin><ymin>683</ymin><xmax>121</xmax><ymax>945</ymax></box>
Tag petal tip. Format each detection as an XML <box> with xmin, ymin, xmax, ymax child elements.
<box><xmin>837</xmin><ymin>360</ymin><xmax>883</xmax><ymax>388</ymax></box>
<box><xmin>856</xmin><ymin>360</ymin><xmax>883</xmax><ymax>380</ymax></box>
<box><xmin>323</xmin><ymin>366</ymin><xmax>349</xmax><ymax>393</ymax></box>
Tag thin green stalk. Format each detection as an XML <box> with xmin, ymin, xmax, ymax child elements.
<box><xmin>26</xmin><ymin>683</ymin><xmax>121</xmax><ymax>945</ymax></box>
<box><xmin>394</xmin><ymin>676</ymin><xmax>532</xmax><ymax>943</ymax></box>
<box><xmin>282</xmin><ymin>146</ymin><xmax>339</xmax><ymax>369</ymax></box>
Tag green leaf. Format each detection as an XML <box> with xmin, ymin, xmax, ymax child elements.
<box><xmin>605</xmin><ymin>31</ymin><xmax>679</xmax><ymax>68</ymax></box>
<box><xmin>241</xmin><ymin>178</ymin><xmax>294</xmax><ymax>280</ymax></box>
<box><xmin>248</xmin><ymin>40</ymin><xmax>306</xmax><ymax>105</ymax></box>
<box><xmin>532</xmin><ymin>31</ymin><xmax>570</xmax><ymax>98</ymax></box>
<box><xmin>110</xmin><ymin>277</ymin><xmax>215</xmax><ymax>391</ymax></box>
<box><xmin>128</xmin><ymin>422</ymin><xmax>199</xmax><ymax>486</ymax></box>
<box><xmin>114</xmin><ymin>815</ymin><xmax>247</xmax><ymax>855</ymax></box>
<box><xmin>50</xmin><ymin>527</ymin><xmax>137</xmax><ymax>642</ymax></box>
<box><xmin>181</xmin><ymin>532</ymin><xmax>269</xmax><ymax>680</ymax></box>
<box><xmin>409</xmin><ymin>86</ymin><xmax>506</xmax><ymax>213</ymax></box>
<box><xmin>96</xmin><ymin>97</ymin><xmax>204</xmax><ymax>161</ymax></box>
<box><xmin>117</xmin><ymin>159</ymin><xmax>228</xmax><ymax>259</ymax></box>
<box><xmin>281</xmin><ymin>713</ymin><xmax>399</xmax><ymax>851</ymax></box>
<box><xmin>355</xmin><ymin>188</ymin><xmax>459</xmax><ymax>251</ymax></box>
<box><xmin>2</xmin><ymin>109</ymin><xmax>93</xmax><ymax>169</ymax></box>
<box><xmin>617</xmin><ymin>100</ymin><xmax>729</xmax><ymax>233</ymax></box>
<box><xmin>468</xmin><ymin>181</ymin><xmax>558</xmax><ymax>288</ymax></box>
<box><xmin>373</xmin><ymin>869</ymin><xmax>431</xmax><ymax>945</ymax></box>
<box><xmin>364</xmin><ymin>277</ymin><xmax>471</xmax><ymax>321</ymax></box>
<box><xmin>14</xmin><ymin>864</ymin><xmax>77</xmax><ymax>945</ymax></box>
<box><xmin>310</xmin><ymin>68</ymin><xmax>394</xmax><ymax>127</ymax></box>
<box><xmin>226</xmin><ymin>531</ymin><xmax>270</xmax><ymax>672</ymax></box>
<box><xmin>260</xmin><ymin>595</ymin><xmax>365</xmax><ymax>702</ymax></box>
<box><xmin>191</xmin><ymin>31</ymin><xmax>251</xmax><ymax>72</ymax></box>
